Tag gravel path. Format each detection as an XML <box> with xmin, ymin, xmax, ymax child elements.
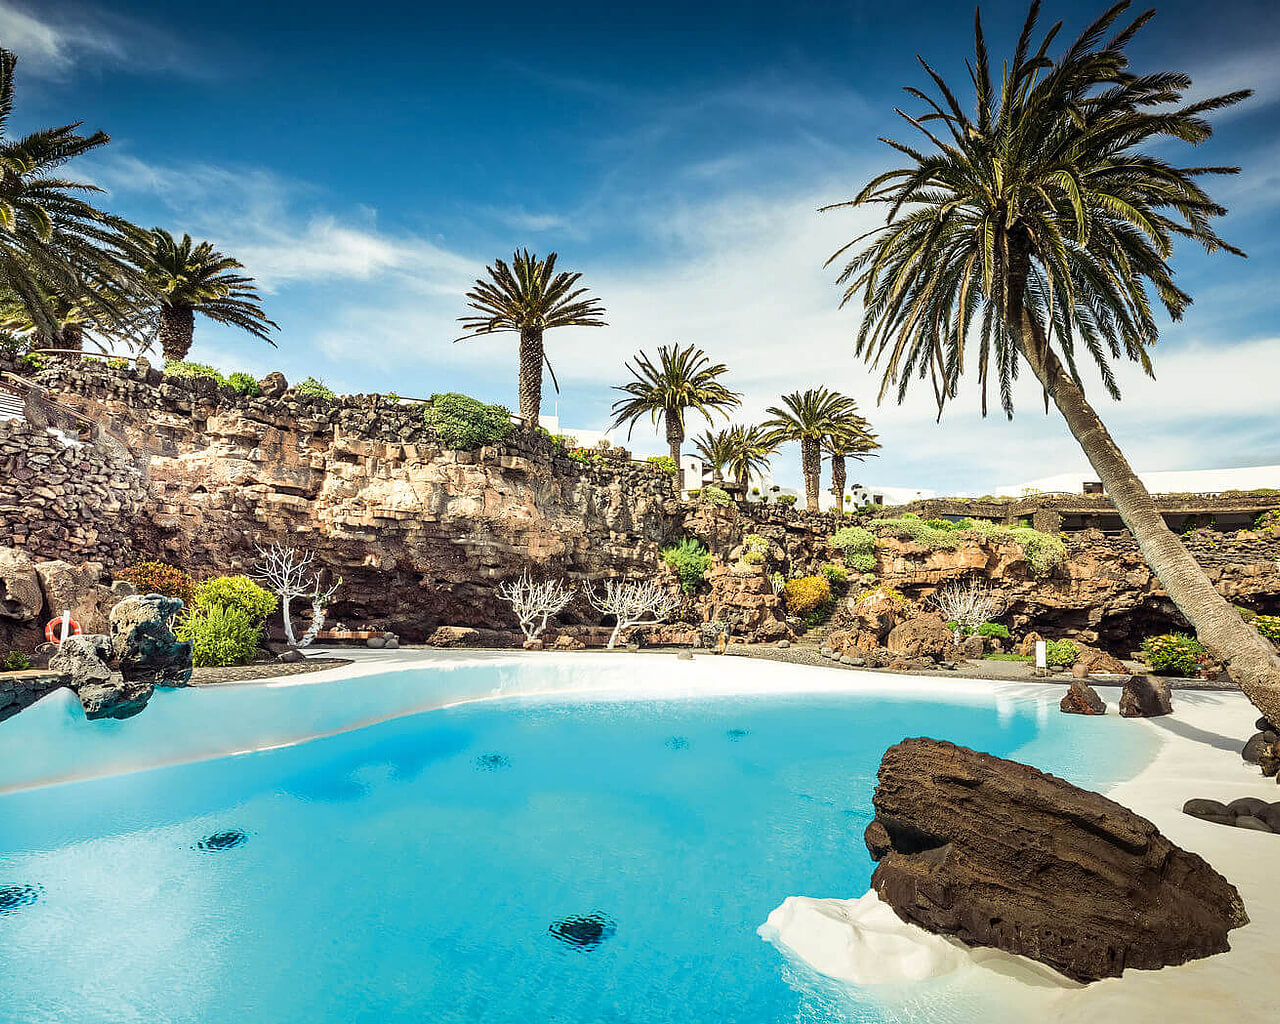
<box><xmin>189</xmin><ymin>657</ymin><xmax>351</xmax><ymax>686</ymax></box>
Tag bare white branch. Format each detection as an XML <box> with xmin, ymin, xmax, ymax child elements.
<box><xmin>928</xmin><ymin>577</ymin><xmax>1004</xmax><ymax>645</ymax></box>
<box><xmin>498</xmin><ymin>570</ymin><xmax>575</xmax><ymax>640</ymax></box>
<box><xmin>254</xmin><ymin>542</ymin><xmax>341</xmax><ymax>648</ymax></box>
<box><xmin>585</xmin><ymin>578</ymin><xmax>680</xmax><ymax>649</ymax></box>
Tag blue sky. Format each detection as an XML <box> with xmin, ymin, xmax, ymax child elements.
<box><xmin>4</xmin><ymin>0</ymin><xmax>1279</xmax><ymax>492</ymax></box>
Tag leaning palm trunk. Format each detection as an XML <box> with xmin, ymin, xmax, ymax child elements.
<box><xmin>801</xmin><ymin>438</ymin><xmax>821</xmax><ymax>511</ymax></box>
<box><xmin>665</xmin><ymin>417</ymin><xmax>683</xmax><ymax>467</ymax></box>
<box><xmin>158</xmin><ymin>304</ymin><xmax>195</xmax><ymax>361</ymax></box>
<box><xmin>1012</xmin><ymin>292</ymin><xmax>1280</xmax><ymax>725</ymax></box>
<box><xmin>518</xmin><ymin>327</ymin><xmax>543</xmax><ymax>427</ymax></box>
<box><xmin>831</xmin><ymin>454</ymin><xmax>847</xmax><ymax>511</ymax></box>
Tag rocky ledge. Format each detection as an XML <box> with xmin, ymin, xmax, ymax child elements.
<box><xmin>864</xmin><ymin>737</ymin><xmax>1248</xmax><ymax>982</ymax></box>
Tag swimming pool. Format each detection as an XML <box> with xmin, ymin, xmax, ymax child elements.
<box><xmin>0</xmin><ymin>654</ymin><xmax>1158</xmax><ymax>1023</ymax></box>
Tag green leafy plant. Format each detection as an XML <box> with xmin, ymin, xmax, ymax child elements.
<box><xmin>775</xmin><ymin>494</ymin><xmax>797</xmax><ymax>508</ymax></box>
<box><xmin>1044</xmin><ymin>639</ymin><xmax>1079</xmax><ymax>668</ymax></box>
<box><xmin>1255</xmin><ymin>510</ymin><xmax>1280</xmax><ymax>532</ymax></box>
<box><xmin>829</xmin><ymin>525</ymin><xmax>877</xmax><ymax>573</ymax></box>
<box><xmin>685</xmin><ymin>488</ymin><xmax>701</xmax><ymax>499</ymax></box>
<box><xmin>1255</xmin><ymin>614</ymin><xmax>1280</xmax><ymax>645</ymax></box>
<box><xmin>114</xmin><ymin>560</ymin><xmax>196</xmax><ymax>607</ymax></box>
<box><xmin>163</xmin><ymin>359</ymin><xmax>226</xmax><ymax>386</ymax></box>
<box><xmin>2</xmin><ymin>650</ymin><xmax>32</xmax><ymax>672</ymax></box>
<box><xmin>293</xmin><ymin>376</ymin><xmax>336</xmax><ymax>401</ymax></box>
<box><xmin>175</xmin><ymin>604</ymin><xmax>262</xmax><ymax>667</ymax></box>
<box><xmin>821</xmin><ymin>562</ymin><xmax>849</xmax><ymax>592</ymax></box>
<box><xmin>645</xmin><ymin>455</ymin><xmax>678</xmax><ymax>474</ymax></box>
<box><xmin>227</xmin><ymin>372</ymin><xmax>260</xmax><ymax>397</ymax></box>
<box><xmin>662</xmin><ymin>538</ymin><xmax>712</xmax><ymax>594</ymax></box>
<box><xmin>194</xmin><ymin>575</ymin><xmax>277</xmax><ymax>623</ymax></box>
<box><xmin>977</xmin><ymin>621</ymin><xmax>1011</xmax><ymax>640</ymax></box>
<box><xmin>1141</xmin><ymin>633</ymin><xmax>1205</xmax><ymax>676</ymax></box>
<box><xmin>783</xmin><ymin>575</ymin><xmax>832</xmax><ymax>616</ymax></box>
<box><xmin>855</xmin><ymin>583</ymin><xmax>909</xmax><ymax>609</ymax></box>
<box><xmin>423</xmin><ymin>392</ymin><xmax>514</xmax><ymax>450</ymax></box>
<box><xmin>698</xmin><ymin>485</ymin><xmax>732</xmax><ymax>507</ymax></box>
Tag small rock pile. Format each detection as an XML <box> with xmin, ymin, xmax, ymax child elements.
<box><xmin>1242</xmin><ymin>715</ymin><xmax>1280</xmax><ymax>780</ymax></box>
<box><xmin>1183</xmin><ymin>796</ymin><xmax>1280</xmax><ymax>833</ymax></box>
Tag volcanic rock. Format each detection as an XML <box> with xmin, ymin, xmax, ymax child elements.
<box><xmin>864</xmin><ymin>737</ymin><xmax>1248</xmax><ymax>982</ymax></box>
<box><xmin>0</xmin><ymin>547</ymin><xmax>42</xmax><ymax>622</ymax></box>
<box><xmin>1060</xmin><ymin>678</ymin><xmax>1106</xmax><ymax>715</ymax></box>
<box><xmin>885</xmin><ymin>613</ymin><xmax>953</xmax><ymax>662</ymax></box>
<box><xmin>48</xmin><ymin>633</ymin><xmax>114</xmax><ymax>689</ymax></box>
<box><xmin>109</xmin><ymin>594</ymin><xmax>193</xmax><ymax>686</ymax></box>
<box><xmin>1119</xmin><ymin>675</ymin><xmax>1173</xmax><ymax>718</ymax></box>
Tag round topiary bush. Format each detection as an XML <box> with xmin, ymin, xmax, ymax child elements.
<box><xmin>698</xmin><ymin>486</ymin><xmax>732</xmax><ymax>507</ymax></box>
<box><xmin>423</xmin><ymin>393</ymin><xmax>514</xmax><ymax>450</ymax></box>
<box><xmin>783</xmin><ymin>575</ymin><xmax>832</xmax><ymax>616</ymax></box>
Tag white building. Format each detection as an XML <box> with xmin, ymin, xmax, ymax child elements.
<box><xmin>996</xmin><ymin>465</ymin><xmax>1280</xmax><ymax>497</ymax></box>
<box><xmin>538</xmin><ymin>413</ymin><xmax>614</xmax><ymax>451</ymax></box>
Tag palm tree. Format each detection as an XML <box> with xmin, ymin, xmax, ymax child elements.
<box><xmin>761</xmin><ymin>388</ymin><xmax>861</xmax><ymax>511</ymax></box>
<box><xmin>826</xmin><ymin>1</ymin><xmax>1280</xmax><ymax>724</ymax></box>
<box><xmin>457</xmin><ymin>250</ymin><xmax>606</xmax><ymax>428</ymax></box>
<box><xmin>131</xmin><ymin>228</ymin><xmax>277</xmax><ymax>361</ymax></box>
<box><xmin>691</xmin><ymin>427</ymin><xmax>737</xmax><ymax>485</ymax></box>
<box><xmin>0</xmin><ymin>282</ymin><xmax>146</xmax><ymax>354</ymax></box>
<box><xmin>0</xmin><ymin>48</ymin><xmax>147</xmax><ymax>351</ymax></box>
<box><xmin>824</xmin><ymin>413</ymin><xmax>881</xmax><ymax>511</ymax></box>
<box><xmin>726</xmin><ymin>424</ymin><xmax>777</xmax><ymax>492</ymax></box>
<box><xmin>610</xmin><ymin>343</ymin><xmax>741</xmax><ymax>465</ymax></box>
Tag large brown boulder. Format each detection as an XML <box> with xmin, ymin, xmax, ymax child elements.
<box><xmin>34</xmin><ymin>560</ymin><xmax>118</xmax><ymax>634</ymax></box>
<box><xmin>864</xmin><ymin>737</ymin><xmax>1248</xmax><ymax>982</ymax></box>
<box><xmin>846</xmin><ymin>588</ymin><xmax>905</xmax><ymax>641</ymax></box>
<box><xmin>1119</xmin><ymin>675</ymin><xmax>1173</xmax><ymax>718</ymax></box>
<box><xmin>0</xmin><ymin>547</ymin><xmax>43</xmax><ymax>622</ymax></box>
<box><xmin>885</xmin><ymin>613</ymin><xmax>954</xmax><ymax>661</ymax></box>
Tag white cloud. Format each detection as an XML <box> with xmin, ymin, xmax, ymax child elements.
<box><xmin>0</xmin><ymin>1</ymin><xmax>121</xmax><ymax>73</ymax></box>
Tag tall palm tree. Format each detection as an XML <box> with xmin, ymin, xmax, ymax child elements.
<box><xmin>761</xmin><ymin>388</ymin><xmax>861</xmax><ymax>511</ymax></box>
<box><xmin>0</xmin><ymin>48</ymin><xmax>146</xmax><ymax>351</ymax></box>
<box><xmin>824</xmin><ymin>413</ymin><xmax>881</xmax><ymax>511</ymax></box>
<box><xmin>726</xmin><ymin>424</ymin><xmax>777</xmax><ymax>492</ymax></box>
<box><xmin>691</xmin><ymin>427</ymin><xmax>737</xmax><ymax>485</ymax></box>
<box><xmin>0</xmin><ymin>282</ymin><xmax>146</xmax><ymax>354</ymax></box>
<box><xmin>610</xmin><ymin>343</ymin><xmax>741</xmax><ymax>465</ymax></box>
<box><xmin>131</xmin><ymin>228</ymin><xmax>277</xmax><ymax>361</ymax></box>
<box><xmin>457</xmin><ymin>249</ymin><xmax>606</xmax><ymax>428</ymax></box>
<box><xmin>826</xmin><ymin>1</ymin><xmax>1280</xmax><ymax>723</ymax></box>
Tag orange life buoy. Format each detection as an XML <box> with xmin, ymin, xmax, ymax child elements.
<box><xmin>44</xmin><ymin>616</ymin><xmax>82</xmax><ymax>643</ymax></box>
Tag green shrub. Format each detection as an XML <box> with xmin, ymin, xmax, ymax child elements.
<box><xmin>194</xmin><ymin>575</ymin><xmax>277</xmax><ymax>623</ymax></box>
<box><xmin>821</xmin><ymin>563</ymin><xmax>849</xmax><ymax>591</ymax></box>
<box><xmin>742</xmin><ymin>534</ymin><xmax>770</xmax><ymax>556</ymax></box>
<box><xmin>776</xmin><ymin>494</ymin><xmax>797</xmax><ymax>508</ymax></box>
<box><xmin>645</xmin><ymin>455</ymin><xmax>678</xmax><ymax>474</ymax></box>
<box><xmin>114</xmin><ymin>560</ymin><xmax>196</xmax><ymax>606</ymax></box>
<box><xmin>1255</xmin><ymin>614</ymin><xmax>1280</xmax><ymax>644</ymax></box>
<box><xmin>868</xmin><ymin>514</ymin><xmax>964</xmax><ymax>549</ymax></box>
<box><xmin>976</xmin><ymin>621</ymin><xmax>1011</xmax><ymax>640</ymax></box>
<box><xmin>699</xmin><ymin>485</ymin><xmax>732</xmax><ymax>507</ymax></box>
<box><xmin>662</xmin><ymin>538</ymin><xmax>712</xmax><ymax>593</ymax></box>
<box><xmin>739</xmin><ymin>550</ymin><xmax>765</xmax><ymax>566</ymax></box>
<box><xmin>164</xmin><ymin>359</ymin><xmax>225</xmax><ymax>385</ymax></box>
<box><xmin>1255</xmin><ymin>510</ymin><xmax>1280</xmax><ymax>532</ymax></box>
<box><xmin>423</xmin><ymin>393</ymin><xmax>514</xmax><ymax>450</ymax></box>
<box><xmin>855</xmin><ymin>584</ymin><xmax>909</xmax><ymax>609</ymax></box>
<box><xmin>830</xmin><ymin>525</ymin><xmax>877</xmax><ymax>573</ymax></box>
<box><xmin>176</xmin><ymin>604</ymin><xmax>262</xmax><ymax>667</ymax></box>
<box><xmin>228</xmin><ymin>372</ymin><xmax>260</xmax><ymax>397</ymax></box>
<box><xmin>294</xmin><ymin>376</ymin><xmax>337</xmax><ymax>401</ymax></box>
<box><xmin>1045</xmin><ymin>639</ymin><xmax>1079</xmax><ymax>667</ymax></box>
<box><xmin>963</xmin><ymin>519</ymin><xmax>1067</xmax><ymax>577</ymax></box>
<box><xmin>1141</xmin><ymin>633</ymin><xmax>1205</xmax><ymax>676</ymax></box>
<box><xmin>783</xmin><ymin>575</ymin><xmax>832</xmax><ymax>616</ymax></box>
<box><xmin>2</xmin><ymin>650</ymin><xmax>32</xmax><ymax>672</ymax></box>
<box><xmin>685</xmin><ymin>488</ymin><xmax>701</xmax><ymax>499</ymax></box>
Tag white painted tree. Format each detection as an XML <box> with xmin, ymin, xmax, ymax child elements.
<box><xmin>929</xmin><ymin>577</ymin><xmax>1004</xmax><ymax>645</ymax></box>
<box><xmin>498</xmin><ymin>570</ymin><xmax>574</xmax><ymax>641</ymax></box>
<box><xmin>254</xmin><ymin>543</ymin><xmax>342</xmax><ymax>648</ymax></box>
<box><xmin>586</xmin><ymin>578</ymin><xmax>680</xmax><ymax>649</ymax></box>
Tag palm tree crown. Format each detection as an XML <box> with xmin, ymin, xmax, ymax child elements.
<box><xmin>610</xmin><ymin>343</ymin><xmax>741</xmax><ymax>467</ymax></box>
<box><xmin>0</xmin><ymin>48</ymin><xmax>145</xmax><ymax>349</ymax></box>
<box><xmin>725</xmin><ymin>424</ymin><xmax>777</xmax><ymax>492</ymax></box>
<box><xmin>822</xmin><ymin>411</ymin><xmax>880</xmax><ymax>509</ymax></box>
<box><xmin>761</xmin><ymin>388</ymin><xmax>862</xmax><ymax>511</ymax></box>
<box><xmin>690</xmin><ymin>427</ymin><xmax>738</xmax><ymax>485</ymax></box>
<box><xmin>825</xmin><ymin>0</ymin><xmax>1246</xmax><ymax>418</ymax></box>
<box><xmin>457</xmin><ymin>249</ymin><xmax>606</xmax><ymax>427</ymax></box>
<box><xmin>134</xmin><ymin>228</ymin><xmax>277</xmax><ymax>361</ymax></box>
<box><xmin>826</xmin><ymin>0</ymin><xmax>1280</xmax><ymax>724</ymax></box>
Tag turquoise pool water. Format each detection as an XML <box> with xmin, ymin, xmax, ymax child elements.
<box><xmin>0</xmin><ymin>668</ymin><xmax>1156</xmax><ymax>1023</ymax></box>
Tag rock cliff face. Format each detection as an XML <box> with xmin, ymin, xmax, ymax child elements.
<box><xmin>3</xmin><ymin>358</ymin><xmax>1279</xmax><ymax>650</ymax></box>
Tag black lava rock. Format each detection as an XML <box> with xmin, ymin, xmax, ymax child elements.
<box><xmin>196</xmin><ymin>829</ymin><xmax>249</xmax><ymax>852</ymax></box>
<box><xmin>0</xmin><ymin>883</ymin><xmax>42</xmax><ymax>914</ymax></box>
<box><xmin>474</xmin><ymin>753</ymin><xmax>511</xmax><ymax>771</ymax></box>
<box><xmin>549</xmin><ymin>912</ymin><xmax>616</xmax><ymax>949</ymax></box>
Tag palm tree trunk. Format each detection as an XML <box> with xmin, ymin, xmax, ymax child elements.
<box><xmin>158</xmin><ymin>305</ymin><xmax>195</xmax><ymax>361</ymax></box>
<box><xmin>832</xmin><ymin>454</ymin><xmax>847</xmax><ymax>512</ymax></box>
<box><xmin>58</xmin><ymin>323</ymin><xmax>84</xmax><ymax>359</ymax></box>
<box><xmin>1010</xmin><ymin>267</ymin><xmax>1280</xmax><ymax>725</ymax></box>
<box><xmin>801</xmin><ymin>438</ymin><xmax>821</xmax><ymax>511</ymax></box>
<box><xmin>518</xmin><ymin>327</ymin><xmax>543</xmax><ymax>428</ymax></box>
<box><xmin>666</xmin><ymin>415</ymin><xmax>683</xmax><ymax>466</ymax></box>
